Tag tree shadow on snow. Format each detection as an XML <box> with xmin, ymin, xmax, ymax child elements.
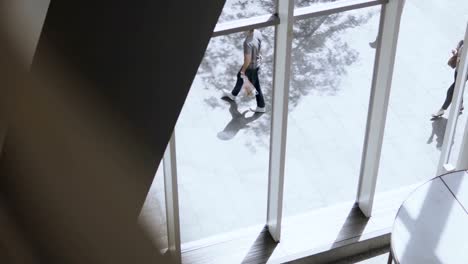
<box><xmin>198</xmin><ymin>4</ymin><xmax>380</xmax><ymax>150</ymax></box>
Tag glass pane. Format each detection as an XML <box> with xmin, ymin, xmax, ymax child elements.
<box><xmin>283</xmin><ymin>6</ymin><xmax>381</xmax><ymax>217</ymax></box>
<box><xmin>140</xmin><ymin>161</ymin><xmax>168</xmax><ymax>252</ymax></box>
<box><xmin>176</xmin><ymin>27</ymin><xmax>274</xmax><ymax>243</ymax></box>
<box><xmin>295</xmin><ymin>0</ymin><xmax>342</xmax><ymax>9</ymax></box>
<box><xmin>217</xmin><ymin>0</ymin><xmax>275</xmax><ymax>24</ymax></box>
<box><xmin>376</xmin><ymin>0</ymin><xmax>468</xmax><ymax>197</ymax></box>
<box><xmin>448</xmin><ymin>72</ymin><xmax>468</xmax><ymax>166</ymax></box>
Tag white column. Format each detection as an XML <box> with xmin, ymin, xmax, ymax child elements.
<box><xmin>266</xmin><ymin>0</ymin><xmax>294</xmax><ymax>242</ymax></box>
<box><xmin>163</xmin><ymin>133</ymin><xmax>181</xmax><ymax>263</ymax></box>
<box><xmin>454</xmin><ymin>24</ymin><xmax>468</xmax><ymax>170</ymax></box>
<box><xmin>438</xmin><ymin>24</ymin><xmax>468</xmax><ymax>174</ymax></box>
<box><xmin>356</xmin><ymin>0</ymin><xmax>405</xmax><ymax>217</ymax></box>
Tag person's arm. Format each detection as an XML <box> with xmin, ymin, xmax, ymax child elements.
<box><xmin>240</xmin><ymin>53</ymin><xmax>251</xmax><ymax>75</ymax></box>
<box><xmin>240</xmin><ymin>41</ymin><xmax>252</xmax><ymax>75</ymax></box>
<box><xmin>451</xmin><ymin>40</ymin><xmax>463</xmax><ymax>55</ymax></box>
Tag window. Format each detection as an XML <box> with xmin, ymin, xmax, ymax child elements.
<box><xmin>217</xmin><ymin>0</ymin><xmax>275</xmax><ymax>24</ymax></box>
<box><xmin>140</xmin><ymin>0</ymin><xmax>468</xmax><ymax>261</ymax></box>
<box><xmin>376</xmin><ymin>0</ymin><xmax>468</xmax><ymax>195</ymax></box>
<box><xmin>176</xmin><ymin>27</ymin><xmax>274</xmax><ymax>242</ymax></box>
<box><xmin>283</xmin><ymin>6</ymin><xmax>381</xmax><ymax>217</ymax></box>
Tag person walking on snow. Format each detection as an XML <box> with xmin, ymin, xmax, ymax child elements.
<box><xmin>433</xmin><ymin>40</ymin><xmax>466</xmax><ymax>117</ymax></box>
<box><xmin>222</xmin><ymin>29</ymin><xmax>266</xmax><ymax>113</ymax></box>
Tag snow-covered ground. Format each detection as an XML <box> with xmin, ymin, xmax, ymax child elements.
<box><xmin>141</xmin><ymin>0</ymin><xmax>468</xmax><ymax>247</ymax></box>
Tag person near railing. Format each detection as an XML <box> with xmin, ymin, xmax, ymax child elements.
<box><xmin>432</xmin><ymin>40</ymin><xmax>465</xmax><ymax>117</ymax></box>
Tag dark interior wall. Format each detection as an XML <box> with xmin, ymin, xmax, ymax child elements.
<box><xmin>0</xmin><ymin>1</ymin><xmax>225</xmax><ymax>263</ymax></box>
<box><xmin>33</xmin><ymin>0</ymin><xmax>225</xmax><ymax>207</ymax></box>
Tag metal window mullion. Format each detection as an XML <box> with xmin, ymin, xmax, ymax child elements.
<box><xmin>453</xmin><ymin>24</ymin><xmax>468</xmax><ymax>170</ymax></box>
<box><xmin>163</xmin><ymin>133</ymin><xmax>181</xmax><ymax>263</ymax></box>
<box><xmin>212</xmin><ymin>0</ymin><xmax>386</xmax><ymax>38</ymax></box>
<box><xmin>213</xmin><ymin>14</ymin><xmax>280</xmax><ymax>37</ymax></box>
<box><xmin>266</xmin><ymin>0</ymin><xmax>294</xmax><ymax>243</ymax></box>
<box><xmin>356</xmin><ymin>0</ymin><xmax>405</xmax><ymax>217</ymax></box>
<box><xmin>438</xmin><ymin>27</ymin><xmax>468</xmax><ymax>175</ymax></box>
<box><xmin>294</xmin><ymin>0</ymin><xmax>386</xmax><ymax>21</ymax></box>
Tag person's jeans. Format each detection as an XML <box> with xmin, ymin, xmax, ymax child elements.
<box><xmin>442</xmin><ymin>71</ymin><xmax>466</xmax><ymax>110</ymax></box>
<box><xmin>231</xmin><ymin>67</ymin><xmax>265</xmax><ymax>108</ymax></box>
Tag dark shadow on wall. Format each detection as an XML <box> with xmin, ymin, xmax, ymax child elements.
<box><xmin>0</xmin><ymin>0</ymin><xmax>226</xmax><ymax>263</ymax></box>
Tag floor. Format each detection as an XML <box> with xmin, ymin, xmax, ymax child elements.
<box><xmin>140</xmin><ymin>0</ymin><xmax>468</xmax><ymax>259</ymax></box>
